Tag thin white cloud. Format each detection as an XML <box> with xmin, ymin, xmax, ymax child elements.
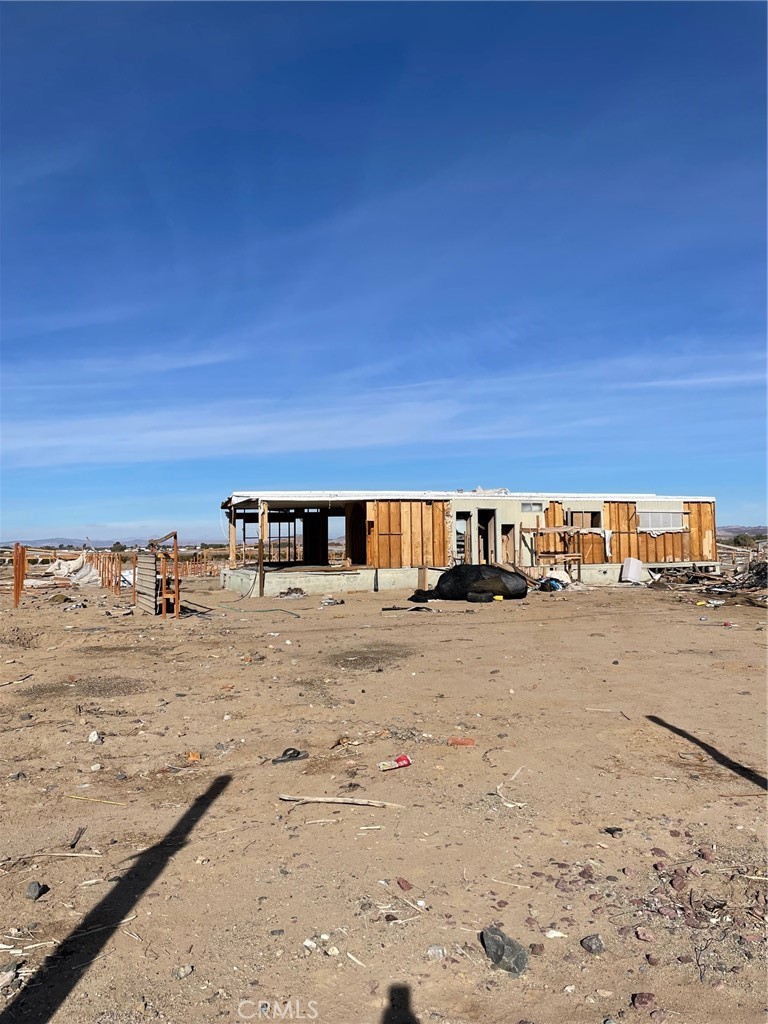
<box><xmin>619</xmin><ymin>372</ymin><xmax>766</xmax><ymax>389</ymax></box>
<box><xmin>2</xmin><ymin>303</ymin><xmax>147</xmax><ymax>336</ymax></box>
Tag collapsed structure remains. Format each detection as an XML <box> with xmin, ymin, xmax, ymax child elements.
<box><xmin>220</xmin><ymin>489</ymin><xmax>717</xmax><ymax>595</ymax></box>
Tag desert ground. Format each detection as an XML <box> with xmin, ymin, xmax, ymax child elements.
<box><xmin>0</xmin><ymin>576</ymin><xmax>765</xmax><ymax>1024</ymax></box>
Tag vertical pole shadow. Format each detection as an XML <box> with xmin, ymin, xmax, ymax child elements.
<box><xmin>380</xmin><ymin>984</ymin><xmax>420</xmax><ymax>1024</ymax></box>
<box><xmin>646</xmin><ymin>715</ymin><xmax>767</xmax><ymax>790</ymax></box>
<box><xmin>0</xmin><ymin>774</ymin><xmax>232</xmax><ymax>1024</ymax></box>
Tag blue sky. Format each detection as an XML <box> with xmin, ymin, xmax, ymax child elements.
<box><xmin>1</xmin><ymin>2</ymin><xmax>765</xmax><ymax>540</ymax></box>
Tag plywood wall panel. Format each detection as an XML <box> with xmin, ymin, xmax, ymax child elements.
<box><xmin>685</xmin><ymin>502</ymin><xmax>716</xmax><ymax>561</ymax></box>
<box><xmin>579</xmin><ymin>533</ymin><xmax>606</xmax><ymax>563</ymax></box>
<box><xmin>400</xmin><ymin>502</ymin><xmax>412</xmax><ymax>567</ymax></box>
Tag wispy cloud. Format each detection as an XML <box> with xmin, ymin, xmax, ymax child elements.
<box><xmin>3</xmin><ymin>350</ymin><xmax>764</xmax><ymax>470</ymax></box>
<box><xmin>2</xmin><ymin>303</ymin><xmax>148</xmax><ymax>337</ymax></box>
<box><xmin>619</xmin><ymin>372</ymin><xmax>766</xmax><ymax>389</ymax></box>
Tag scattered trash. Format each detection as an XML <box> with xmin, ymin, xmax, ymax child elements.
<box><xmin>620</xmin><ymin>557</ymin><xmax>644</xmax><ymax>584</ymax></box>
<box><xmin>186</xmin><ymin>751</ymin><xmax>202</xmax><ymax>762</ymax></box>
<box><xmin>538</xmin><ymin>577</ymin><xmax>565</xmax><ymax>592</ymax></box>
<box><xmin>272</xmin><ymin>747</ymin><xmax>309</xmax><ymax>764</ymax></box>
<box><xmin>480</xmin><ymin>926</ymin><xmax>529</xmax><ymax>975</ymax></box>
<box><xmin>320</xmin><ymin>596</ymin><xmax>344</xmax><ymax>607</ymax></box>
<box><xmin>303</xmin><ymin>938</ymin><xmax>318</xmax><ymax>952</ymax></box>
<box><xmin>24</xmin><ymin>881</ymin><xmax>46</xmax><ymax>901</ymax></box>
<box><xmin>279</xmin><ymin>794</ymin><xmax>404</xmax><ymax>808</ymax></box>
<box><xmin>544</xmin><ymin>929</ymin><xmax>567</xmax><ymax>938</ymax></box>
<box><xmin>277</xmin><ymin>587</ymin><xmax>307</xmax><ymax>599</ymax></box>
<box><xmin>580</xmin><ymin>933</ymin><xmax>605</xmax><ymax>955</ymax></box>
<box><xmin>426</xmin><ymin>944</ymin><xmax>446</xmax><ymax>960</ymax></box>
<box><xmin>377</xmin><ymin>754</ymin><xmax>412</xmax><ymax>771</ymax></box>
<box><xmin>447</xmin><ymin>736</ymin><xmax>476</xmax><ymax>747</ymax></box>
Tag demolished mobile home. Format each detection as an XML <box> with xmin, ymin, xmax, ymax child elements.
<box><xmin>220</xmin><ymin>489</ymin><xmax>718</xmax><ymax>595</ymax></box>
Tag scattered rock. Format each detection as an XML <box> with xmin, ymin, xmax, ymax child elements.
<box><xmin>24</xmin><ymin>882</ymin><xmax>45</xmax><ymax>901</ymax></box>
<box><xmin>631</xmin><ymin>992</ymin><xmax>656</xmax><ymax>1010</ymax></box>
<box><xmin>172</xmin><ymin>965</ymin><xmax>194</xmax><ymax>980</ymax></box>
<box><xmin>115</xmin><ymin>771</ymin><xmax>128</xmax><ymax>781</ymax></box>
<box><xmin>325</xmin><ymin>946</ymin><xmax>340</xmax><ymax>957</ymax></box>
<box><xmin>269</xmin><ymin>929</ymin><xmax>284</xmax><ymax>937</ymax></box>
<box><xmin>580</xmin><ymin>934</ymin><xmax>605</xmax><ymax>955</ymax></box>
<box><xmin>480</xmin><ymin>927</ymin><xmax>529</xmax><ymax>975</ymax></box>
<box><xmin>646</xmin><ymin>955</ymin><xmax>660</xmax><ymax>966</ymax></box>
<box><xmin>19</xmin><ymin>713</ymin><xmax>32</xmax><ymax>721</ymax></box>
<box><xmin>87</xmin><ymin>730</ymin><xmax>103</xmax><ymax>744</ymax></box>
<box><xmin>529</xmin><ymin>943</ymin><xmax>544</xmax><ymax>955</ymax></box>
<box><xmin>604</xmin><ymin>827</ymin><xmax>623</xmax><ymax>838</ymax></box>
<box><xmin>650</xmin><ymin>1012</ymin><xmax>669</xmax><ymax>1023</ymax></box>
<box><xmin>426</xmin><ymin>945</ymin><xmax>446</xmax><ymax>960</ymax></box>
<box><xmin>677</xmin><ymin>954</ymin><xmax>693</xmax><ymax>964</ymax></box>
<box><xmin>636</xmin><ymin>928</ymin><xmax>655</xmax><ymax>942</ymax></box>
<box><xmin>396</xmin><ymin>877</ymin><xmax>413</xmax><ymax>892</ymax></box>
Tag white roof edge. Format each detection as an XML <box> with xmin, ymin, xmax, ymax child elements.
<box><xmin>224</xmin><ymin>490</ymin><xmax>716</xmax><ymax>505</ymax></box>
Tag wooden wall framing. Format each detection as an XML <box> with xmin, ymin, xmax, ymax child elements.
<box><xmin>366</xmin><ymin>500</ymin><xmax>449</xmax><ymax>568</ymax></box>
<box><xmin>531</xmin><ymin>499</ymin><xmax>717</xmax><ymax>566</ymax></box>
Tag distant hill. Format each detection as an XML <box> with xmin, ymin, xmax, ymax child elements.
<box><xmin>717</xmin><ymin>526</ymin><xmax>767</xmax><ymax>539</ymax></box>
<box><xmin>1</xmin><ymin>537</ymin><xmax>225</xmax><ymax>548</ymax></box>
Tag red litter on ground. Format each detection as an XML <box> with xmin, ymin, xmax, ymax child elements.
<box><xmin>377</xmin><ymin>754</ymin><xmax>412</xmax><ymax>771</ymax></box>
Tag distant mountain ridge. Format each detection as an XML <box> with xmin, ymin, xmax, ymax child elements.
<box><xmin>1</xmin><ymin>537</ymin><xmax>225</xmax><ymax>548</ymax></box>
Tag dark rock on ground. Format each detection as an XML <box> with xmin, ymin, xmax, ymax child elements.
<box><xmin>580</xmin><ymin>933</ymin><xmax>605</xmax><ymax>954</ymax></box>
<box><xmin>480</xmin><ymin>927</ymin><xmax>529</xmax><ymax>976</ymax></box>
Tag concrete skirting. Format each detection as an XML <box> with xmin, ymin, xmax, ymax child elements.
<box><xmin>578</xmin><ymin>562</ymin><xmax>720</xmax><ymax>585</ymax></box>
<box><xmin>220</xmin><ymin>566</ymin><xmax>444</xmax><ymax>596</ymax></box>
<box><xmin>221</xmin><ymin>561</ymin><xmax>720</xmax><ymax>595</ymax></box>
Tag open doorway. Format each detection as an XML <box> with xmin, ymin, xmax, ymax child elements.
<box><xmin>455</xmin><ymin>512</ymin><xmax>471</xmax><ymax>563</ymax></box>
<box><xmin>477</xmin><ymin>509</ymin><xmax>496</xmax><ymax>564</ymax></box>
<box><xmin>501</xmin><ymin>524</ymin><xmax>515</xmax><ymax>564</ymax></box>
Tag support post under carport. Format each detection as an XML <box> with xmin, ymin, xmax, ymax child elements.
<box><xmin>228</xmin><ymin>508</ymin><xmax>237</xmax><ymax>569</ymax></box>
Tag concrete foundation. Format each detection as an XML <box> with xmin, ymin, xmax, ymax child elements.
<box><xmin>220</xmin><ymin>561</ymin><xmax>720</xmax><ymax>596</ymax></box>
<box><xmin>220</xmin><ymin>566</ymin><xmax>444</xmax><ymax>597</ymax></box>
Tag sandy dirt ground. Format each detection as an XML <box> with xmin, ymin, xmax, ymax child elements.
<box><xmin>0</xmin><ymin>577</ymin><xmax>765</xmax><ymax>1024</ymax></box>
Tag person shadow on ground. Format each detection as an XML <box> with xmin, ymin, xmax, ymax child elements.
<box><xmin>380</xmin><ymin>984</ymin><xmax>420</xmax><ymax>1024</ymax></box>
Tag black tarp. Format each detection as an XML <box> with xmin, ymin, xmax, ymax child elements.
<box><xmin>409</xmin><ymin>564</ymin><xmax>528</xmax><ymax>603</ymax></box>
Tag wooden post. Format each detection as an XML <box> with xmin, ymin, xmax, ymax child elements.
<box><xmin>258</xmin><ymin>539</ymin><xmax>265</xmax><ymax>598</ymax></box>
<box><xmin>417</xmin><ymin>566</ymin><xmax>428</xmax><ymax>591</ymax></box>
<box><xmin>13</xmin><ymin>543</ymin><xmax>25</xmax><ymax>608</ymax></box>
<box><xmin>173</xmin><ymin>535</ymin><xmax>180</xmax><ymax>619</ymax></box>
<box><xmin>132</xmin><ymin>551</ymin><xmax>138</xmax><ymax>606</ymax></box>
<box><xmin>228</xmin><ymin>509</ymin><xmax>237</xmax><ymax>569</ymax></box>
<box><xmin>259</xmin><ymin>503</ymin><xmax>269</xmax><ymax>564</ymax></box>
<box><xmin>242</xmin><ymin>519</ymin><xmax>246</xmax><ymax>567</ymax></box>
<box><xmin>160</xmin><ymin>553</ymin><xmax>167</xmax><ymax>618</ymax></box>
